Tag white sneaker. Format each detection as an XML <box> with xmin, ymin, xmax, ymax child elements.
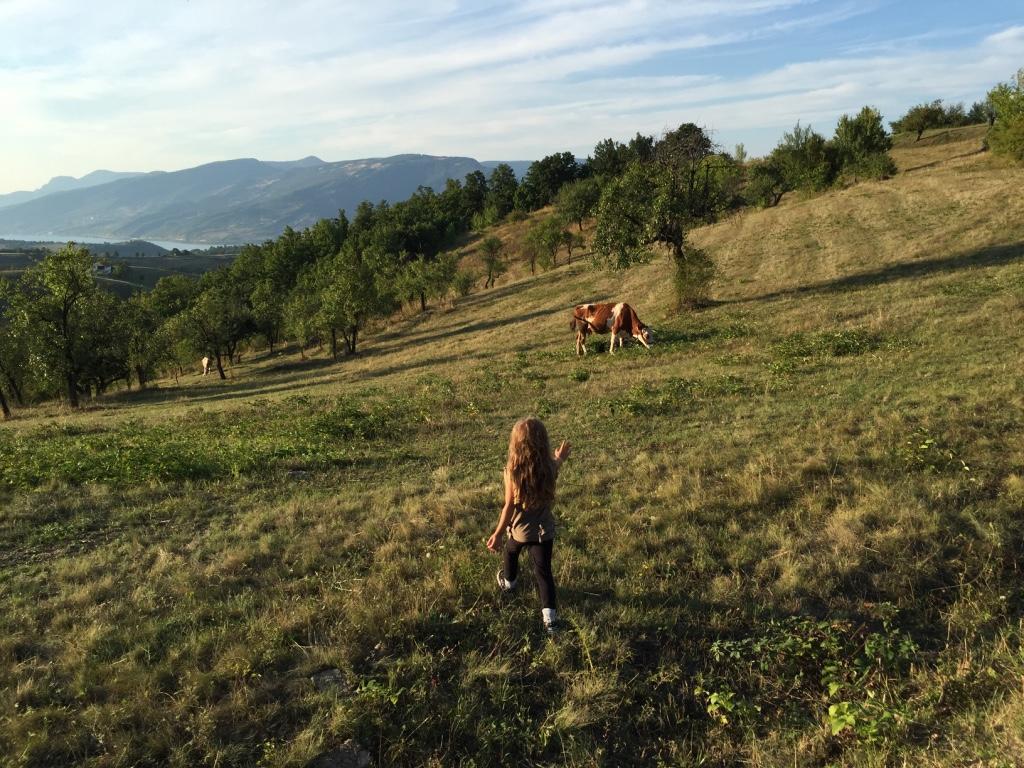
<box><xmin>542</xmin><ymin>608</ymin><xmax>562</xmax><ymax>635</ymax></box>
<box><xmin>496</xmin><ymin>569</ymin><xmax>516</xmax><ymax>593</ymax></box>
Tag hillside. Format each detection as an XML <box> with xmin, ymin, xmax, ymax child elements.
<box><xmin>0</xmin><ymin>157</ymin><xmax>534</xmax><ymax>244</ymax></box>
<box><xmin>1</xmin><ymin>131</ymin><xmax>1023</xmax><ymax>766</ymax></box>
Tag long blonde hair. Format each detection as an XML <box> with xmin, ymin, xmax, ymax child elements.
<box><xmin>505</xmin><ymin>417</ymin><xmax>556</xmax><ymax>510</ymax></box>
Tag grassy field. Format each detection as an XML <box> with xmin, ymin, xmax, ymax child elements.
<box><xmin>2</xmin><ymin>129</ymin><xmax>1023</xmax><ymax>766</ymax></box>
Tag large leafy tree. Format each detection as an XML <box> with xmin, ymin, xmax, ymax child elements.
<box><xmin>594</xmin><ymin>123</ymin><xmax>724</xmax><ymax>308</ymax></box>
<box><xmin>15</xmin><ymin>243</ymin><xmax>103</xmax><ymax>407</ymax></box>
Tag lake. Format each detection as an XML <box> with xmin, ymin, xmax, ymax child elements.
<box><xmin>0</xmin><ymin>234</ymin><xmax>237</xmax><ymax>251</ymax></box>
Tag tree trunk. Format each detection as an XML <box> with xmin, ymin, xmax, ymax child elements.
<box><xmin>0</xmin><ymin>389</ymin><xmax>10</xmax><ymax>420</ymax></box>
<box><xmin>215</xmin><ymin>352</ymin><xmax>226</xmax><ymax>380</ymax></box>
<box><xmin>299</xmin><ymin>344</ymin><xmax>306</xmax><ymax>360</ymax></box>
<box><xmin>1</xmin><ymin>369</ymin><xmax>22</xmax><ymax>406</ymax></box>
<box><xmin>330</xmin><ymin>329</ymin><xmax>338</xmax><ymax>361</ymax></box>
<box><xmin>66</xmin><ymin>371</ymin><xmax>79</xmax><ymax>408</ymax></box>
<box><xmin>915</xmin><ymin>128</ymin><xmax>924</xmax><ymax>141</ymax></box>
<box><xmin>347</xmin><ymin>325</ymin><xmax>358</xmax><ymax>354</ymax></box>
<box><xmin>420</xmin><ymin>291</ymin><xmax>427</xmax><ymax>312</ymax></box>
<box><xmin>135</xmin><ymin>365</ymin><xmax>147</xmax><ymax>390</ymax></box>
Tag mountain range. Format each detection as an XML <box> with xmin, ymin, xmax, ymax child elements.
<box><xmin>0</xmin><ymin>156</ymin><xmax>533</xmax><ymax>244</ymax></box>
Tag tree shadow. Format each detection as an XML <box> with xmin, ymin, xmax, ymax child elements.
<box><xmin>736</xmin><ymin>242</ymin><xmax>1024</xmax><ymax>305</ymax></box>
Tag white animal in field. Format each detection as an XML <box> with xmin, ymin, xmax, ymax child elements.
<box><xmin>201</xmin><ymin>356</ymin><xmax>212</xmax><ymax>376</ymax></box>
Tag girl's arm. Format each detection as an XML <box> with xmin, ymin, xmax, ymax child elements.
<box><xmin>486</xmin><ymin>475</ymin><xmax>515</xmax><ymax>552</ymax></box>
<box><xmin>553</xmin><ymin>439</ymin><xmax>571</xmax><ymax>471</ymax></box>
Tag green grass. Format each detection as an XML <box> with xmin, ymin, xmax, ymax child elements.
<box><xmin>2</xmin><ymin>138</ymin><xmax>1024</xmax><ymax>766</ymax></box>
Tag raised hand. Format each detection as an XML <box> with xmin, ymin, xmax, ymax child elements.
<box><xmin>555</xmin><ymin>440</ymin><xmax>571</xmax><ymax>462</ymax></box>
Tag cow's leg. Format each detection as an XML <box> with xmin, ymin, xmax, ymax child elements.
<box><xmin>608</xmin><ymin>333</ymin><xmax>616</xmax><ymax>354</ymax></box>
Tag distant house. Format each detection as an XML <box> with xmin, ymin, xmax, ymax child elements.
<box><xmin>93</xmin><ymin>263</ymin><xmax>113</xmax><ymax>276</ymax></box>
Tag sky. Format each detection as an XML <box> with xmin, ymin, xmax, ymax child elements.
<box><xmin>1</xmin><ymin>0</ymin><xmax>1022</xmax><ymax>194</ymax></box>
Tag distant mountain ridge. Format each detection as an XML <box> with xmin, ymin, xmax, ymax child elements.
<box><xmin>0</xmin><ymin>156</ymin><xmax>535</xmax><ymax>244</ymax></box>
<box><xmin>0</xmin><ymin>170</ymin><xmax>144</xmax><ymax>209</ymax></box>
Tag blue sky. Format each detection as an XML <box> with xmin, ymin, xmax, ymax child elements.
<box><xmin>1</xmin><ymin>0</ymin><xmax>1022</xmax><ymax>194</ymax></box>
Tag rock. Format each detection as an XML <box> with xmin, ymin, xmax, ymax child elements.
<box><xmin>306</xmin><ymin>739</ymin><xmax>371</xmax><ymax>768</ymax></box>
<box><xmin>310</xmin><ymin>667</ymin><xmax>351</xmax><ymax>693</ymax></box>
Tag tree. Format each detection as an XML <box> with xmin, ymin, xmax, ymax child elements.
<box><xmin>15</xmin><ymin>243</ymin><xmax>101</xmax><ymax>407</ymax></box>
<box><xmin>834</xmin><ymin>106</ymin><xmax>891</xmax><ymax>161</ymax></box>
<box><xmin>486</xmin><ymin>164</ymin><xmax>519</xmax><ymax>220</ymax></box>
<box><xmin>478</xmin><ymin>235</ymin><xmax>506</xmax><ymax>288</ymax></box>
<box><xmin>967</xmin><ymin>98</ymin><xmax>997</xmax><ymax>126</ymax></box>
<box><xmin>560</xmin><ymin>230</ymin><xmax>585</xmax><ymax>264</ymax></box>
<box><xmin>515</xmin><ymin>152</ymin><xmax>579</xmax><ymax>211</ymax></box>
<box><xmin>284</xmin><ymin>266</ymin><xmax>324</xmax><ymax>359</ymax></box>
<box><xmin>988</xmin><ymin>69</ymin><xmax>1024</xmax><ymax>162</ymax></box>
<box><xmin>745</xmin><ymin>158</ymin><xmax>787</xmax><ymax>207</ymax></box>
<box><xmin>594</xmin><ymin>123</ymin><xmax>723</xmax><ymax>309</ymax></box>
<box><xmin>774</xmin><ymin>122</ymin><xmax>838</xmax><ymax>191</ymax></box>
<box><xmin>525</xmin><ymin>216</ymin><xmax>565</xmax><ymax>271</ymax></box>
<box><xmin>316</xmin><ymin>245</ymin><xmax>382</xmax><ymax>358</ymax></box>
<box><xmin>463</xmin><ymin>171</ymin><xmax>488</xmax><ymax>220</ymax></box>
<box><xmin>890</xmin><ymin>100</ymin><xmax>946</xmax><ymax>141</ymax></box>
<box><xmin>555</xmin><ymin>178</ymin><xmax>601</xmax><ymax>231</ymax></box>
<box><xmin>589</xmin><ymin>138</ymin><xmax>631</xmax><ymax>180</ymax></box>
<box><xmin>733</xmin><ymin>143</ymin><xmax>748</xmax><ymax>164</ymax></box>
<box><xmin>0</xmin><ymin>278</ymin><xmax>30</xmax><ymax>413</ymax></box>
<box><xmin>833</xmin><ymin>106</ymin><xmax>896</xmax><ymax>179</ymax></box>
<box><xmin>175</xmin><ymin>267</ymin><xmax>254</xmax><ymax>379</ymax></box>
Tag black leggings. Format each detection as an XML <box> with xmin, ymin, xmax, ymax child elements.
<box><xmin>503</xmin><ymin>538</ymin><xmax>556</xmax><ymax>610</ymax></box>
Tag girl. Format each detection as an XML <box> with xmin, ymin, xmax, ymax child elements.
<box><xmin>486</xmin><ymin>417</ymin><xmax>571</xmax><ymax>633</ymax></box>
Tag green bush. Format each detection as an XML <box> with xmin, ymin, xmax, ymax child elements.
<box><xmin>988</xmin><ymin>70</ymin><xmax>1024</xmax><ymax>162</ymax></box>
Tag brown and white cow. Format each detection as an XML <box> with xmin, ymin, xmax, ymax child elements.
<box><xmin>570</xmin><ymin>302</ymin><xmax>652</xmax><ymax>356</ymax></box>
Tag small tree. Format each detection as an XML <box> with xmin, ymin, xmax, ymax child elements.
<box><xmin>560</xmin><ymin>230</ymin><xmax>585</xmax><ymax>264</ymax></box>
<box><xmin>891</xmin><ymin>100</ymin><xmax>946</xmax><ymax>141</ymax></box>
<box><xmin>526</xmin><ymin>216</ymin><xmax>564</xmax><ymax>271</ymax></box>
<box><xmin>833</xmin><ymin>106</ymin><xmax>896</xmax><ymax>180</ymax></box>
<box><xmin>745</xmin><ymin>158</ymin><xmax>787</xmax><ymax>207</ymax></box>
<box><xmin>555</xmin><ymin>178</ymin><xmax>601</xmax><ymax>231</ymax></box>
<box><xmin>774</xmin><ymin>122</ymin><xmax>837</xmax><ymax>191</ymax></box>
<box><xmin>967</xmin><ymin>98</ymin><xmax>997</xmax><ymax>127</ymax></box>
<box><xmin>478</xmin><ymin>236</ymin><xmax>506</xmax><ymax>288</ymax></box>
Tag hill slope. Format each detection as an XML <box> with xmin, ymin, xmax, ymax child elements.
<box><xmin>0</xmin><ymin>156</ymin><xmax>533</xmax><ymax>244</ymax></box>
<box><xmin>1</xmin><ymin>131</ymin><xmax>1023</xmax><ymax>766</ymax></box>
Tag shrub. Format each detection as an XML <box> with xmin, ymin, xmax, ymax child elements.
<box><xmin>451</xmin><ymin>270</ymin><xmax>475</xmax><ymax>298</ymax></box>
<box><xmin>673</xmin><ymin>247</ymin><xmax>716</xmax><ymax>310</ymax></box>
<box><xmin>988</xmin><ymin>69</ymin><xmax>1024</xmax><ymax>162</ymax></box>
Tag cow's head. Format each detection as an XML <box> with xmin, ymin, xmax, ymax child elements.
<box><xmin>639</xmin><ymin>325</ymin><xmax>653</xmax><ymax>347</ymax></box>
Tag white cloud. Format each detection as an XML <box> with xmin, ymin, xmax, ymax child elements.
<box><xmin>0</xmin><ymin>1</ymin><xmax>1022</xmax><ymax>193</ymax></box>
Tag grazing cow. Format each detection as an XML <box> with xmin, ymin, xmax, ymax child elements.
<box><xmin>570</xmin><ymin>302</ymin><xmax>652</xmax><ymax>356</ymax></box>
<box><xmin>201</xmin><ymin>356</ymin><xmax>212</xmax><ymax>376</ymax></box>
